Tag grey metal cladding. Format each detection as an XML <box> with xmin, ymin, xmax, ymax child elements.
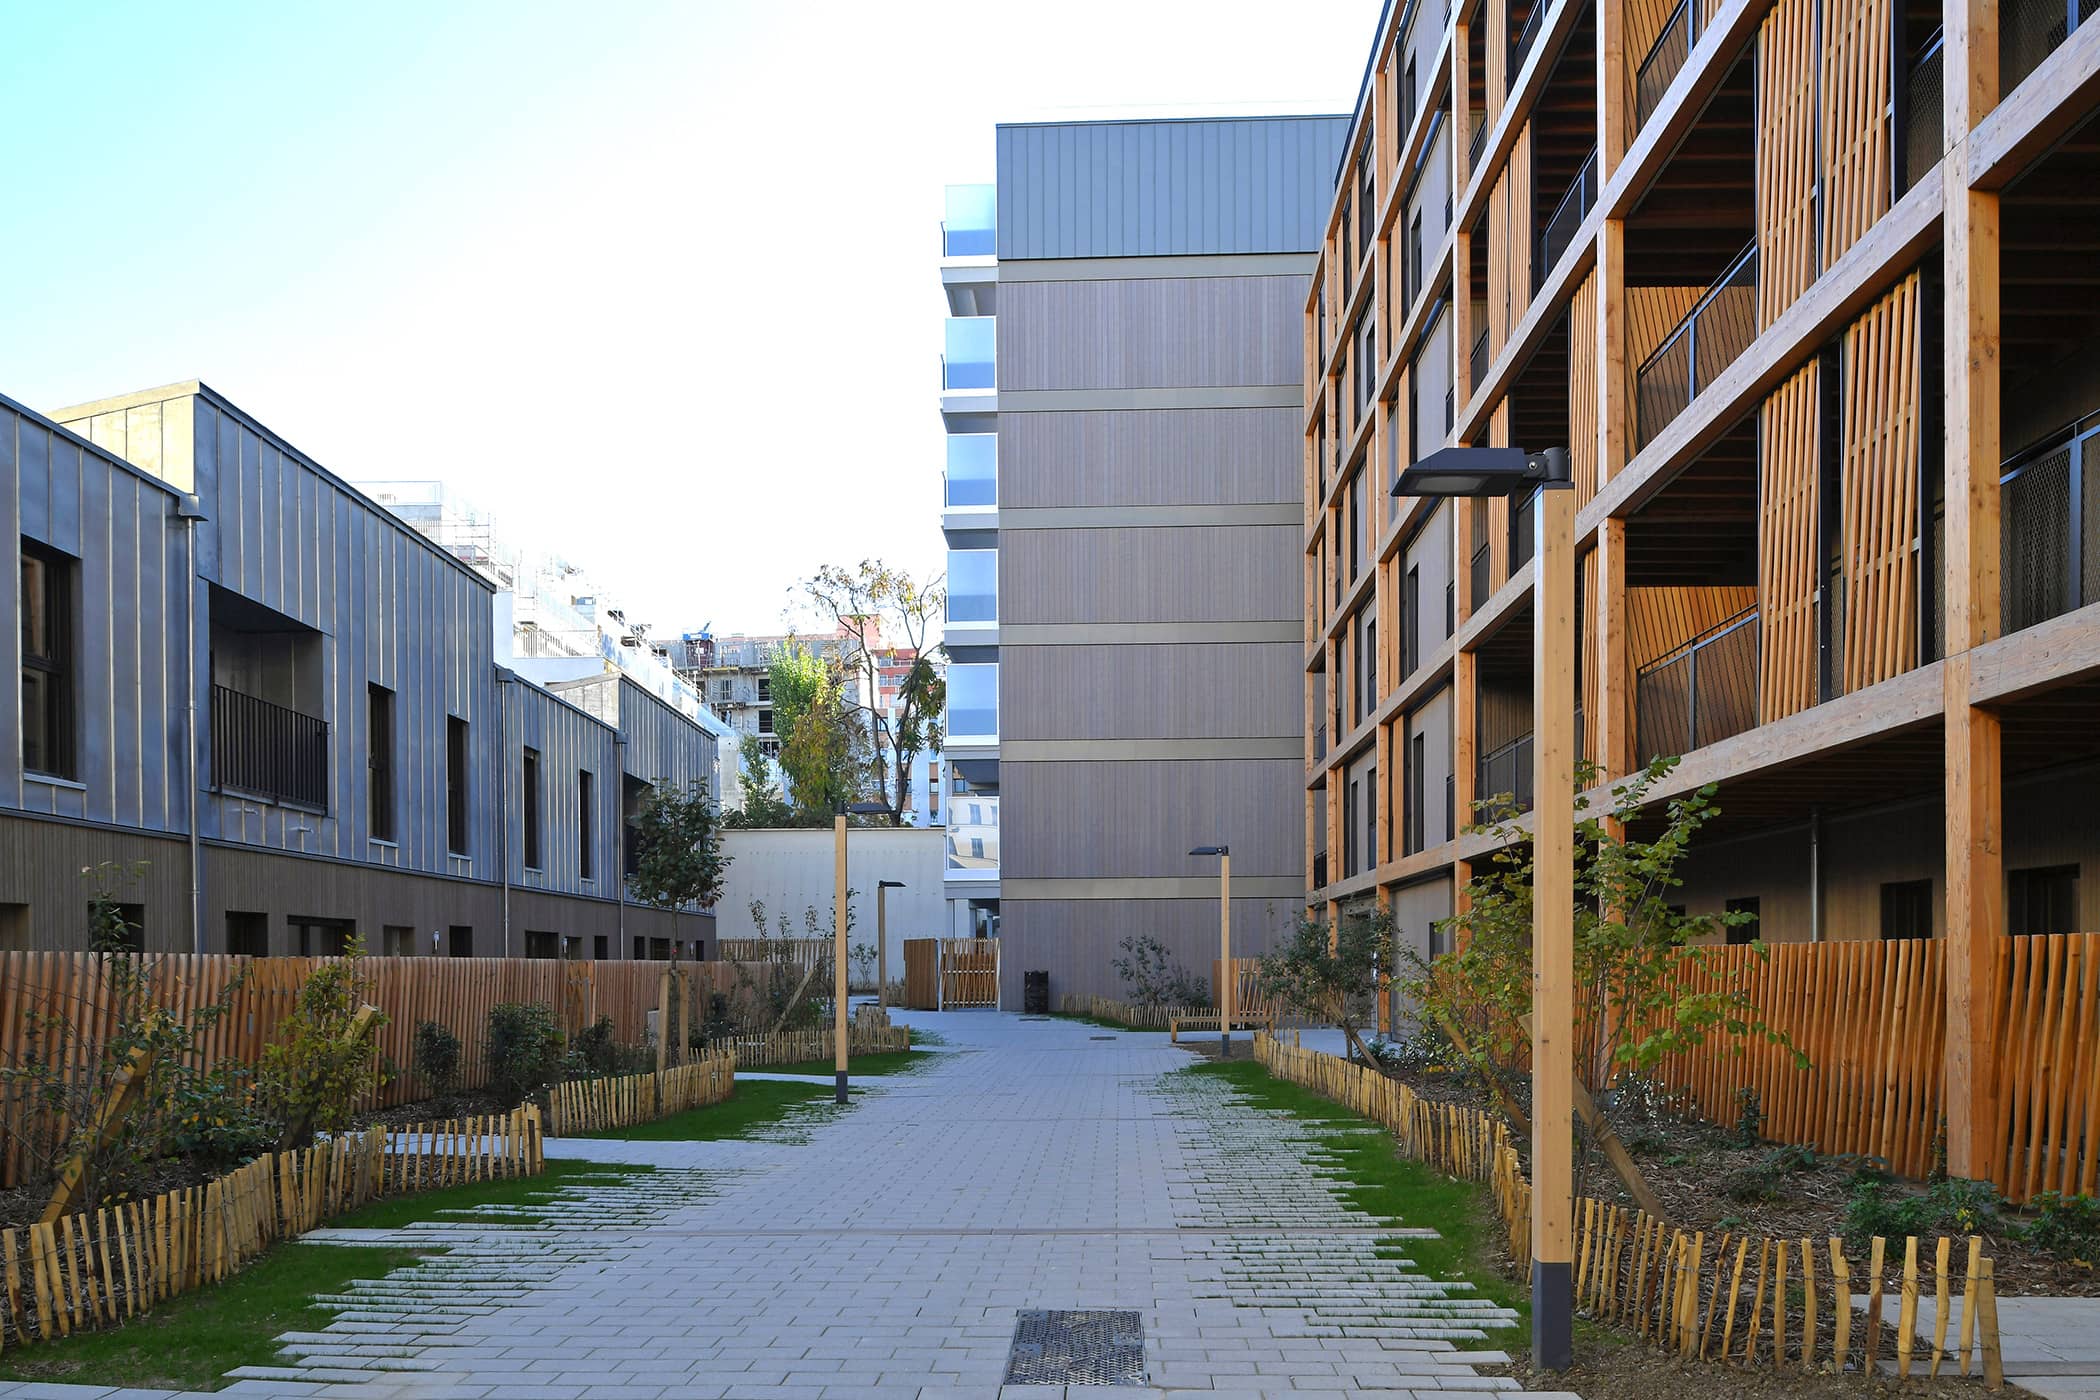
<box><xmin>503</xmin><ymin>676</ymin><xmax>621</xmax><ymax>897</ymax></box>
<box><xmin>996</xmin><ymin>116</ymin><xmax>1350</xmax><ymax>260</ymax></box>
<box><xmin>996</xmin><ymin>277</ymin><xmax>1305</xmax><ymax>392</ymax></box>
<box><xmin>1000</xmin><ymin>409</ymin><xmax>1300</xmax><ymax>509</ymax></box>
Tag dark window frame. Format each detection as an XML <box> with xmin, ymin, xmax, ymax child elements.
<box><xmin>368</xmin><ymin>682</ymin><xmax>396</xmax><ymax>842</ymax></box>
<box><xmin>2009</xmin><ymin>864</ymin><xmax>2080</xmax><ymax>936</ymax></box>
<box><xmin>20</xmin><ymin>538</ymin><xmax>76</xmax><ymax>780</ymax></box>
<box><xmin>522</xmin><ymin>745</ymin><xmax>543</xmax><ymax>871</ymax></box>
<box><xmin>1879</xmin><ymin>878</ymin><xmax>1934</xmax><ymax>940</ymax></box>
<box><xmin>579</xmin><ymin>768</ymin><xmax>596</xmax><ymax>881</ymax></box>
<box><xmin>446</xmin><ymin>715</ymin><xmax>470</xmax><ymax>857</ymax></box>
<box><xmin>1725</xmin><ymin>896</ymin><xmax>1762</xmax><ymax>946</ymax></box>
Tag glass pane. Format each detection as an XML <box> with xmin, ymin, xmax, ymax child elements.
<box><xmin>943</xmin><ymin>183</ymin><xmax>996</xmax><ymax>257</ymax></box>
<box><xmin>945</xmin><ymin>434</ymin><xmax>997</xmax><ymax>507</ymax></box>
<box><xmin>946</xmin><ymin>549</ymin><xmax>997</xmax><ymax>622</ymax></box>
<box><xmin>943</xmin><ymin>317</ymin><xmax>995</xmax><ymax>390</ymax></box>
<box><xmin>947</xmin><ymin>662</ymin><xmax>998</xmax><ymax>738</ymax></box>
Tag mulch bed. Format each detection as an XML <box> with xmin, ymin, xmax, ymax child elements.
<box><xmin>1488</xmin><ymin>1341</ymin><xmax>2041</xmax><ymax>1398</ymax></box>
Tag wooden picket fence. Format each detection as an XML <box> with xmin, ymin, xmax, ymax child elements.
<box><xmin>544</xmin><ymin>1052</ymin><xmax>736</xmax><ymax>1136</ymax></box>
<box><xmin>1057</xmin><ymin>994</ymin><xmax>1203</xmax><ymax>1030</ymax></box>
<box><xmin>1252</xmin><ymin>1032</ymin><xmax>2004</xmax><ymax>1385</ymax></box>
<box><xmin>716</xmin><ymin>939</ymin><xmax>831</xmax><ymax>970</ymax></box>
<box><xmin>694</xmin><ymin>1023</ymin><xmax>910</xmax><ymax>1068</ymax></box>
<box><xmin>0</xmin><ymin>1103</ymin><xmax>542</xmax><ymax>1350</ymax></box>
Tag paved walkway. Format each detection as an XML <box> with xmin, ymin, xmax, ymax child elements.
<box><xmin>0</xmin><ymin>1012</ymin><xmax>1566</xmax><ymax>1400</ymax></box>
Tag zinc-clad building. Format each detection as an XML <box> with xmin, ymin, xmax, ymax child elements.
<box><xmin>0</xmin><ymin>380</ymin><xmax>715</xmax><ymax>957</ymax></box>
<box><xmin>986</xmin><ymin>116</ymin><xmax>1347</xmax><ymax>1004</ymax></box>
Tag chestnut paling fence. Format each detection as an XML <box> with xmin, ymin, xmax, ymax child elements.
<box><xmin>545</xmin><ymin>1053</ymin><xmax>736</xmax><ymax>1135</ymax></box>
<box><xmin>0</xmin><ymin>1104</ymin><xmax>544</xmax><ymax>1349</ymax></box>
<box><xmin>0</xmin><ymin>953</ymin><xmax>791</xmax><ymax>1189</ymax></box>
<box><xmin>1253</xmin><ymin>1033</ymin><xmax>2004</xmax><ymax>1385</ymax></box>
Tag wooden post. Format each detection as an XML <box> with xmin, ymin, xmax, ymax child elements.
<box><xmin>1220</xmin><ymin>852</ymin><xmax>1234</xmax><ymax>1058</ymax></box>
<box><xmin>1532</xmin><ymin>480</ymin><xmax>1577</xmax><ymax>1369</ymax></box>
<box><xmin>877</xmin><ymin>882</ymin><xmax>889</xmax><ymax>1014</ymax></box>
<box><xmin>834</xmin><ymin>812</ymin><xmax>849</xmax><ymax>1104</ymax></box>
<box><xmin>40</xmin><ymin>1027</ymin><xmax>161</xmax><ymax>1225</ymax></box>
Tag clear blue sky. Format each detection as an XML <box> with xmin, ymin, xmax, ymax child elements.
<box><xmin>0</xmin><ymin>0</ymin><xmax>1374</xmax><ymax>638</ymax></box>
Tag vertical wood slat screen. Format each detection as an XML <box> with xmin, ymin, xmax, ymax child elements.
<box><xmin>1626</xmin><ymin>587</ymin><xmax>1760</xmax><ymax>668</ymax></box>
<box><xmin>1569</xmin><ymin>270</ymin><xmax>1600</xmax><ymax>508</ymax></box>
<box><xmin>1758</xmin><ymin>364</ymin><xmax>1821</xmax><ymax>721</ymax></box>
<box><xmin>1487</xmin><ymin>169</ymin><xmax>1510</xmax><ymax>362</ymax></box>
<box><xmin>1756</xmin><ymin>0</ymin><xmax>1819</xmax><ymax>326</ymax></box>
<box><xmin>1580</xmin><ymin>549</ymin><xmax>1600</xmax><ymax>768</ymax></box>
<box><xmin>1840</xmin><ymin>273</ymin><xmax>1921</xmax><ymax>693</ymax></box>
<box><xmin>1506</xmin><ymin>124</ymin><xmax>1533</xmax><ymax>357</ymax></box>
<box><xmin>1820</xmin><ymin>0</ymin><xmax>1893</xmax><ymax>264</ymax></box>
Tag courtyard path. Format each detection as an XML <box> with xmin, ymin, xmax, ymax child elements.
<box><xmin>0</xmin><ymin>1011</ymin><xmax>1572</xmax><ymax>1400</ymax></box>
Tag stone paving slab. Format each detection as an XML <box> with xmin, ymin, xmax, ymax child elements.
<box><xmin>0</xmin><ymin>1010</ymin><xmax>1562</xmax><ymax>1399</ymax></box>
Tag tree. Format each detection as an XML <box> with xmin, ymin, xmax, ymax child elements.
<box><xmin>768</xmin><ymin>640</ymin><xmax>874</xmax><ymax>820</ymax></box>
<box><xmin>627</xmin><ymin>781</ymin><xmax>732</xmax><ymax>942</ymax></box>
<box><xmin>801</xmin><ymin>561</ymin><xmax>946</xmax><ymax>826</ymax></box>
<box><xmin>1259</xmin><ymin>907</ymin><xmax>1390</xmax><ymax>1065</ymax></box>
<box><xmin>725</xmin><ymin>734</ymin><xmax>799</xmax><ymax>829</ymax></box>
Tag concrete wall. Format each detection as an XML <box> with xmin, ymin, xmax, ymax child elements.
<box><xmin>717</xmin><ymin>827</ymin><xmax>947</xmax><ymax>983</ymax></box>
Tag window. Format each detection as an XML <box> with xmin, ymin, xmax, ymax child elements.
<box><xmin>946</xmin><ymin>548</ymin><xmax>997</xmax><ymax>623</ymax></box>
<box><xmin>522</xmin><ymin>746</ymin><xmax>542</xmax><ymax>870</ymax></box>
<box><xmin>623</xmin><ymin>774</ymin><xmax>651</xmax><ymax>878</ymax></box>
<box><xmin>1345</xmin><ymin>776</ymin><xmax>1360</xmax><ymax>878</ymax></box>
<box><xmin>593</xmin><ymin>934</ymin><xmax>609</xmax><ymax>961</ymax></box>
<box><xmin>447</xmin><ymin>925</ymin><xmax>474</xmax><ymax>957</ymax></box>
<box><xmin>225</xmin><ymin>910</ymin><xmax>268</xmax><ymax>957</ymax></box>
<box><xmin>1880</xmin><ymin>879</ymin><xmax>1934</xmax><ymax>940</ymax></box>
<box><xmin>1363</xmin><ymin>618</ymin><xmax>1378</xmax><ymax>721</ymax></box>
<box><xmin>1365</xmin><ymin>765</ymin><xmax>1377</xmax><ymax>868</ymax></box>
<box><xmin>94</xmin><ymin>903</ymin><xmax>144</xmax><ymax>956</ymax></box>
<box><xmin>756</xmin><ymin>675</ymin><xmax>771</xmax><ymax>702</ymax></box>
<box><xmin>1406</xmin><ymin>730</ymin><xmax>1426</xmax><ymax>855</ymax></box>
<box><xmin>1402</xmin><ymin>566</ymin><xmax>1421</xmax><ymax>679</ymax></box>
<box><xmin>579</xmin><ymin>769</ymin><xmax>596</xmax><ymax>880</ymax></box>
<box><xmin>1350</xmin><ymin>473</ymin><xmax>1366</xmax><ymax>579</ymax></box>
<box><xmin>1406</xmin><ymin>213</ymin><xmax>1422</xmax><ymax>308</ymax></box>
<box><xmin>368</xmin><ymin>683</ymin><xmax>395</xmax><ymax>841</ymax></box>
<box><xmin>20</xmin><ymin>539</ymin><xmax>75</xmax><ymax>779</ymax></box>
<box><xmin>0</xmin><ymin>903</ymin><xmax>28</xmax><ymax>952</ymax></box>
<box><xmin>525</xmin><ymin>930</ymin><xmax>559</xmax><ymax>959</ymax></box>
<box><xmin>1404</xmin><ymin>58</ymin><xmax>1418</xmax><ymax>128</ymax></box>
<box><xmin>2009</xmin><ymin>865</ymin><xmax>2080</xmax><ymax>936</ymax></box>
<box><xmin>562</xmin><ymin>935</ymin><xmax>584</xmax><ymax>960</ymax></box>
<box><xmin>382</xmin><ymin>924</ymin><xmax>416</xmax><ymax>957</ymax></box>
<box><xmin>1725</xmin><ymin>897</ymin><xmax>1761</xmax><ymax>946</ymax></box>
<box><xmin>446</xmin><ymin>716</ymin><xmax>470</xmax><ymax>856</ymax></box>
<box><xmin>291</xmin><ymin>917</ymin><xmax>352</xmax><ymax>957</ymax></box>
<box><xmin>758</xmin><ymin>707</ymin><xmax>775</xmax><ymax>734</ymax></box>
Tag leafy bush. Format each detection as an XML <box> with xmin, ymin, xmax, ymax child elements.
<box><xmin>486</xmin><ymin>1002</ymin><xmax>565</xmax><ymax>1104</ymax></box>
<box><xmin>166</xmin><ymin>1064</ymin><xmax>275</xmax><ymax>1173</ymax></box>
<box><xmin>1721</xmin><ymin>1143</ymin><xmax>1819</xmax><ymax>1202</ymax></box>
<box><xmin>1734</xmin><ymin>1086</ymin><xmax>1764</xmax><ymax>1147</ymax></box>
<box><xmin>568</xmin><ymin>1015</ymin><xmax>651</xmax><ymax>1079</ymax></box>
<box><xmin>412</xmin><ymin>1021</ymin><xmax>464</xmax><ymax>1099</ymax></box>
<box><xmin>2023</xmin><ymin>1192</ymin><xmax>2100</xmax><ymax>1267</ymax></box>
<box><xmin>1112</xmin><ymin>935</ymin><xmax>1210</xmax><ymax>1008</ymax></box>
<box><xmin>258</xmin><ymin>935</ymin><xmax>389</xmax><ymax>1148</ymax></box>
<box><xmin>1845</xmin><ymin>1172</ymin><xmax>2005</xmax><ymax>1250</ymax></box>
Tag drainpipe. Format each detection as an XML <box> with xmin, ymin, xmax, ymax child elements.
<box><xmin>499</xmin><ymin>672</ymin><xmax>513</xmax><ymax>958</ymax></box>
<box><xmin>175</xmin><ymin>495</ymin><xmax>207</xmax><ymax>954</ymax></box>
<box><xmin>1808</xmin><ymin>805</ymin><xmax>1823</xmax><ymax>943</ymax></box>
<box><xmin>615</xmin><ymin>734</ymin><xmax>628</xmax><ymax>958</ymax></box>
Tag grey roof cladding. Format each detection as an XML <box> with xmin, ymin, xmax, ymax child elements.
<box><xmin>996</xmin><ymin>116</ymin><xmax>1351</xmax><ymax>261</ymax></box>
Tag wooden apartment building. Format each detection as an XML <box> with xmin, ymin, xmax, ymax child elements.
<box><xmin>1306</xmin><ymin>0</ymin><xmax>2100</xmax><ymax>1178</ymax></box>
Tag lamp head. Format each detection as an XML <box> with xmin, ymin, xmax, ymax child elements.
<box><xmin>845</xmin><ymin>801</ymin><xmax>890</xmax><ymax>816</ymax></box>
<box><xmin>1189</xmin><ymin>845</ymin><xmax>1229</xmax><ymax>857</ymax></box>
<box><xmin>1393</xmin><ymin>445</ymin><xmax>1570</xmax><ymax>498</ymax></box>
<box><xmin>878</xmin><ymin>879</ymin><xmax>906</xmax><ymax>889</ymax></box>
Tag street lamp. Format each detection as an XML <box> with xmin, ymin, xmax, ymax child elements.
<box><xmin>1393</xmin><ymin>444</ymin><xmax>1575</xmax><ymax>1371</ymax></box>
<box><xmin>835</xmin><ymin>801</ymin><xmax>892</xmax><ymax>1104</ymax></box>
<box><xmin>876</xmin><ymin>880</ymin><xmax>906</xmax><ymax>1013</ymax></box>
<box><xmin>1190</xmin><ymin>846</ymin><xmax>1232</xmax><ymax>1058</ymax></box>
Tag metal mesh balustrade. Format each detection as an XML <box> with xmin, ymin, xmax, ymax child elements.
<box><xmin>1477</xmin><ymin>734</ymin><xmax>1534</xmax><ymax>820</ymax></box>
<box><xmin>1634</xmin><ymin>609</ymin><xmax>1760</xmax><ymax>761</ymax></box>
<box><xmin>1538</xmin><ymin>148</ymin><xmax>1599</xmax><ymax>295</ymax></box>
<box><xmin>1635</xmin><ymin>245</ymin><xmax>1759</xmax><ymax>448</ymax></box>
<box><xmin>2004</xmin><ymin>0</ymin><xmax>2100</xmax><ymax>96</ymax></box>
<box><xmin>1470</xmin><ymin>326</ymin><xmax>1490</xmax><ymax>401</ymax></box>
<box><xmin>1511</xmin><ymin>2</ymin><xmax>1545</xmax><ymax>89</ymax></box>
<box><xmin>1635</xmin><ymin>0</ymin><xmax>1693</xmax><ymax>133</ymax></box>
<box><xmin>1906</xmin><ymin>36</ymin><xmax>1945</xmax><ymax>191</ymax></box>
<box><xmin>2001</xmin><ymin>436</ymin><xmax>2100</xmax><ymax>633</ymax></box>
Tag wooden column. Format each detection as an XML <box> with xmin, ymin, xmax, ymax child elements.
<box><xmin>833</xmin><ymin>813</ymin><xmax>849</xmax><ymax>1103</ymax></box>
<box><xmin>1597</xmin><ymin>0</ymin><xmax>1629</xmax><ymax>180</ymax></box>
<box><xmin>1941</xmin><ymin>110</ymin><xmax>2005</xmax><ymax>1180</ymax></box>
<box><xmin>1531</xmin><ymin>481</ymin><xmax>1578</xmax><ymax>1366</ymax></box>
<box><xmin>1219</xmin><ymin>853</ymin><xmax>1234</xmax><ymax>1055</ymax></box>
<box><xmin>1594</xmin><ymin>518</ymin><xmax>1633</xmax><ymax>779</ymax></box>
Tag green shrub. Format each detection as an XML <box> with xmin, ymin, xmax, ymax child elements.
<box><xmin>568</xmin><ymin>1015</ymin><xmax>650</xmax><ymax>1079</ymax></box>
<box><xmin>1734</xmin><ymin>1086</ymin><xmax>1764</xmax><ymax>1147</ymax></box>
<box><xmin>258</xmin><ymin>936</ymin><xmax>390</xmax><ymax>1147</ymax></box>
<box><xmin>1845</xmin><ymin>1172</ymin><xmax>2005</xmax><ymax>1251</ymax></box>
<box><xmin>412</xmin><ymin>1020</ymin><xmax>464</xmax><ymax>1099</ymax></box>
<box><xmin>1721</xmin><ymin>1142</ymin><xmax>1821</xmax><ymax>1201</ymax></box>
<box><xmin>166</xmin><ymin>1064</ymin><xmax>276</xmax><ymax>1172</ymax></box>
<box><xmin>2023</xmin><ymin>1192</ymin><xmax>2100</xmax><ymax>1267</ymax></box>
<box><xmin>485</xmin><ymin>1002</ymin><xmax>564</xmax><ymax>1104</ymax></box>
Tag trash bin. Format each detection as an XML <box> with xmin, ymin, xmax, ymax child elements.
<box><xmin>1024</xmin><ymin>970</ymin><xmax>1050</xmax><ymax>1014</ymax></box>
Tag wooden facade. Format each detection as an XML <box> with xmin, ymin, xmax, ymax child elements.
<box><xmin>1307</xmin><ymin>0</ymin><xmax>2100</xmax><ymax>1186</ymax></box>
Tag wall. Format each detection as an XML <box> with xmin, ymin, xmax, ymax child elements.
<box><xmin>501</xmin><ymin>674</ymin><xmax>622</xmax><ymax>900</ymax></box>
<box><xmin>717</xmin><ymin>827</ymin><xmax>947</xmax><ymax>983</ymax></box>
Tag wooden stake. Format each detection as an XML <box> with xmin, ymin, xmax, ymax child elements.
<box><xmin>1866</xmin><ymin>1236</ymin><xmax>1887</xmax><ymax>1371</ymax></box>
<box><xmin>1722</xmin><ymin>1236</ymin><xmax>1750</xmax><ymax>1361</ymax></box>
<box><xmin>1930</xmin><ymin>1235</ymin><xmax>1952</xmax><ymax>1378</ymax></box>
<box><xmin>1801</xmin><ymin>1236</ymin><xmax>1819</xmax><ymax>1371</ymax></box>
<box><xmin>1960</xmin><ymin>1234</ymin><xmax>1982</xmax><ymax>1376</ymax></box>
<box><xmin>1831</xmin><ymin>1239</ymin><xmax>1853</xmax><ymax>1373</ymax></box>
<box><xmin>1897</xmin><ymin>1236</ymin><xmax>1920</xmax><ymax>1377</ymax></box>
<box><xmin>1978</xmin><ymin>1257</ymin><xmax>2003</xmax><ymax>1390</ymax></box>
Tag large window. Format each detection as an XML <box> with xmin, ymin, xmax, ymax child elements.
<box><xmin>947</xmin><ymin>663</ymin><xmax>997</xmax><ymax>739</ymax></box>
<box><xmin>1880</xmin><ymin>879</ymin><xmax>1933</xmax><ymax>939</ymax></box>
<box><xmin>446</xmin><ymin>716</ymin><xmax>470</xmax><ymax>856</ymax></box>
<box><xmin>946</xmin><ymin>549</ymin><xmax>997</xmax><ymax>623</ymax></box>
<box><xmin>522</xmin><ymin>746</ymin><xmax>542</xmax><ymax>870</ymax></box>
<box><xmin>20</xmin><ymin>539</ymin><xmax>75</xmax><ymax>779</ymax></box>
<box><xmin>2010</xmin><ymin>865</ymin><xmax>2080</xmax><ymax>936</ymax></box>
<box><xmin>368</xmin><ymin>683</ymin><xmax>395</xmax><ymax>841</ymax></box>
<box><xmin>579</xmin><ymin>769</ymin><xmax>595</xmax><ymax>880</ymax></box>
<box><xmin>946</xmin><ymin>434</ymin><xmax>996</xmax><ymax>507</ymax></box>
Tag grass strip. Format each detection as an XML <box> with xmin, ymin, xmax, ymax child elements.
<box><xmin>757</xmin><ymin>1049</ymin><xmax>923</xmax><ymax>1077</ymax></box>
<box><xmin>0</xmin><ymin>1242</ymin><xmax>430</xmax><ymax>1392</ymax></box>
<box><xmin>1184</xmin><ymin>1059</ymin><xmax>1531</xmax><ymax>1327</ymax></box>
<box><xmin>330</xmin><ymin>1158</ymin><xmax>653</xmax><ymax>1229</ymax></box>
<box><xmin>573</xmin><ymin>1079</ymin><xmax>839</xmax><ymax>1141</ymax></box>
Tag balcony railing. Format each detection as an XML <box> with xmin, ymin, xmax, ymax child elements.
<box><xmin>1537</xmin><ymin>146</ymin><xmax>1599</xmax><ymax>295</ymax></box>
<box><xmin>2004</xmin><ymin>0</ymin><xmax>2097</xmax><ymax>98</ymax></box>
<box><xmin>1314</xmin><ymin>723</ymin><xmax>1329</xmax><ymax>763</ymax></box>
<box><xmin>1510</xmin><ymin>2</ymin><xmax>1545</xmax><ymax>91</ymax></box>
<box><xmin>2001</xmin><ymin>424</ymin><xmax>2100</xmax><ymax>635</ymax></box>
<box><xmin>1634</xmin><ymin>0</ymin><xmax>1698</xmax><ymax>134</ymax></box>
<box><xmin>1468</xmin><ymin>109</ymin><xmax>1489</xmax><ymax>174</ymax></box>
<box><xmin>212</xmin><ymin>685</ymin><xmax>328</xmax><ymax>808</ymax></box>
<box><xmin>1471</xmin><ymin>543</ymin><xmax>1492</xmax><ymax>608</ymax></box>
<box><xmin>1634</xmin><ymin>607</ymin><xmax>1760</xmax><ymax>761</ymax></box>
<box><xmin>1477</xmin><ymin>732</ymin><xmax>1534</xmax><ymax>821</ymax></box>
<box><xmin>1635</xmin><ymin>242</ymin><xmax>1759</xmax><ymax>449</ymax></box>
<box><xmin>1904</xmin><ymin>30</ymin><xmax>1946</xmax><ymax>192</ymax></box>
<box><xmin>1470</xmin><ymin>325</ymin><xmax>1491</xmax><ymax>401</ymax></box>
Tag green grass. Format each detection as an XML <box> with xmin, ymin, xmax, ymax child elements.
<box><xmin>574</xmin><ymin>1079</ymin><xmax>841</xmax><ymax>1141</ymax></box>
<box><xmin>1051</xmin><ymin>1011</ymin><xmax>1158</xmax><ymax>1032</ymax></box>
<box><xmin>330</xmin><ymin>1158</ymin><xmax>653</xmax><ymax>1229</ymax></box>
<box><xmin>0</xmin><ymin>1242</ymin><xmax>431</xmax><ymax>1392</ymax></box>
<box><xmin>1183</xmin><ymin>1059</ymin><xmax>1531</xmax><ymax>1327</ymax></box>
<box><xmin>759</xmin><ymin>1049</ymin><xmax>922</xmax><ymax>1077</ymax></box>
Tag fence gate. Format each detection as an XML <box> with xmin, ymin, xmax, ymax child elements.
<box><xmin>939</xmin><ymin>939</ymin><xmax>1000</xmax><ymax>1009</ymax></box>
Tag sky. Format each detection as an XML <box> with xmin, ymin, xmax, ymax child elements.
<box><xmin>0</xmin><ymin>0</ymin><xmax>1374</xmax><ymax>643</ymax></box>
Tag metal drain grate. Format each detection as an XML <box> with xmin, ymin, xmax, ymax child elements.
<box><xmin>1004</xmin><ymin>1308</ymin><xmax>1146</xmax><ymax>1385</ymax></box>
<box><xmin>1089</xmin><ymin>1034</ymin><xmax>1116</xmax><ymax>1040</ymax></box>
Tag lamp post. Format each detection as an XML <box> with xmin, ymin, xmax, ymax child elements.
<box><xmin>1189</xmin><ymin>846</ymin><xmax>1231</xmax><ymax>1058</ymax></box>
<box><xmin>835</xmin><ymin>801</ymin><xmax>892</xmax><ymax>1104</ymax></box>
<box><xmin>876</xmin><ymin>880</ymin><xmax>905</xmax><ymax>1013</ymax></box>
<box><xmin>1394</xmin><ymin>444</ymin><xmax>1574</xmax><ymax>1371</ymax></box>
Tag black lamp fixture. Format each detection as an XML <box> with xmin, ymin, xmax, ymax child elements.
<box><xmin>1189</xmin><ymin>844</ymin><xmax>1229</xmax><ymax>858</ymax></box>
<box><xmin>1393</xmin><ymin>445</ymin><xmax>1571</xmax><ymax>498</ymax></box>
<box><xmin>877</xmin><ymin>878</ymin><xmax>906</xmax><ymax>889</ymax></box>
